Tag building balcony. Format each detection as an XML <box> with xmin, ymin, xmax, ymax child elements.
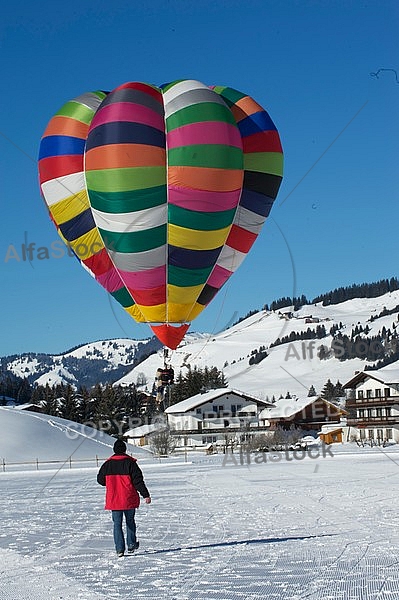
<box><xmin>202</xmin><ymin>416</ymin><xmax>258</xmax><ymax>429</ymax></box>
<box><xmin>348</xmin><ymin>416</ymin><xmax>399</xmax><ymax>427</ymax></box>
<box><xmin>346</xmin><ymin>397</ymin><xmax>398</xmax><ymax>407</ymax></box>
<box><xmin>169</xmin><ymin>424</ymin><xmax>271</xmax><ymax>436</ymax></box>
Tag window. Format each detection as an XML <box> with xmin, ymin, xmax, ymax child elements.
<box><xmin>386</xmin><ymin>429</ymin><xmax>393</xmax><ymax>441</ymax></box>
<box><xmin>212</xmin><ymin>405</ymin><xmax>218</xmax><ymax>414</ymax></box>
<box><xmin>360</xmin><ymin>429</ymin><xmax>366</xmax><ymax>439</ymax></box>
<box><xmin>386</xmin><ymin>407</ymin><xmax>392</xmax><ymax>417</ymax></box>
<box><xmin>196</xmin><ymin>408</ymin><xmax>202</xmax><ymax>414</ymax></box>
<box><xmin>358</xmin><ymin>409</ymin><xmax>365</xmax><ymax>418</ymax></box>
<box><xmin>376</xmin><ymin>408</ymin><xmax>382</xmax><ymax>418</ymax></box>
<box><xmin>384</xmin><ymin>388</ymin><xmax>390</xmax><ymax>397</ymax></box>
<box><xmin>375</xmin><ymin>389</ymin><xmax>381</xmax><ymax>398</ymax></box>
<box><xmin>358</xmin><ymin>390</ymin><xmax>364</xmax><ymax>399</ymax></box>
<box><xmin>368</xmin><ymin>429</ymin><xmax>374</xmax><ymax>439</ymax></box>
<box><xmin>377</xmin><ymin>429</ymin><xmax>383</xmax><ymax>440</ymax></box>
<box><xmin>218</xmin><ymin>405</ymin><xmax>224</xmax><ymax>411</ymax></box>
<box><xmin>366</xmin><ymin>389</ymin><xmax>372</xmax><ymax>398</ymax></box>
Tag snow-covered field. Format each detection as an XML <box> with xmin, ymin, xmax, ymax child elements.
<box><xmin>2</xmin><ymin>444</ymin><xmax>399</xmax><ymax>600</ymax></box>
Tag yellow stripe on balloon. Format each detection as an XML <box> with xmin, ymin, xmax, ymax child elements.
<box><xmin>134</xmin><ymin>303</ymin><xmax>167</xmax><ymax>322</ymax></box>
<box><xmin>124</xmin><ymin>305</ymin><xmax>148</xmax><ymax>323</ymax></box>
<box><xmin>167</xmin><ymin>283</ymin><xmax>204</xmax><ymax>305</ymax></box>
<box><xmin>168</xmin><ymin>223</ymin><xmax>231</xmax><ymax>251</ymax></box>
<box><xmin>67</xmin><ymin>228</ymin><xmax>104</xmax><ymax>260</ymax></box>
<box><xmin>49</xmin><ymin>190</ymin><xmax>90</xmax><ymax>224</ymax></box>
<box><xmin>166</xmin><ymin>302</ymin><xmax>204</xmax><ymax>322</ymax></box>
<box><xmin>186</xmin><ymin>302</ymin><xmax>206</xmax><ymax>321</ymax></box>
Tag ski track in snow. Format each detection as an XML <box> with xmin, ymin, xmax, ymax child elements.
<box><xmin>1</xmin><ymin>450</ymin><xmax>399</xmax><ymax>599</ymax></box>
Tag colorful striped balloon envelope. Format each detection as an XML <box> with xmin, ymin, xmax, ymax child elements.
<box><xmin>38</xmin><ymin>80</ymin><xmax>283</xmax><ymax>350</ymax></box>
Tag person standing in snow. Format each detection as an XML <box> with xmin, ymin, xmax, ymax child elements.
<box><xmin>97</xmin><ymin>439</ymin><xmax>151</xmax><ymax>557</ymax></box>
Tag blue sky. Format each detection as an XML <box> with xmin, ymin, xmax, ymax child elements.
<box><xmin>1</xmin><ymin>0</ymin><xmax>398</xmax><ymax>356</ymax></box>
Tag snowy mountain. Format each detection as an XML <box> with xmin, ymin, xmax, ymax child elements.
<box><xmin>2</xmin><ymin>289</ymin><xmax>399</xmax><ymax>398</ymax></box>
<box><xmin>116</xmin><ymin>289</ymin><xmax>399</xmax><ymax>399</ymax></box>
<box><xmin>1</xmin><ymin>337</ymin><xmax>163</xmax><ymax>389</ymax></box>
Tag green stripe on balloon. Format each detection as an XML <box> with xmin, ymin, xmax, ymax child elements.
<box><xmin>211</xmin><ymin>86</ymin><xmax>246</xmax><ymax>106</ymax></box>
<box><xmin>55</xmin><ymin>102</ymin><xmax>100</xmax><ymax>124</ymax></box>
<box><xmin>86</xmin><ymin>166</ymin><xmax>166</xmax><ymax>193</ymax></box>
<box><xmin>168</xmin><ymin>264</ymin><xmax>213</xmax><ymax>287</ymax></box>
<box><xmin>168</xmin><ymin>145</ymin><xmax>243</xmax><ymax>170</ymax></box>
<box><xmin>88</xmin><ymin>186</ymin><xmax>167</xmax><ymax>213</ymax></box>
<box><xmin>168</xmin><ymin>204</ymin><xmax>236</xmax><ymax>231</ymax></box>
<box><xmin>244</xmin><ymin>152</ymin><xmax>284</xmax><ymax>176</ymax></box>
<box><xmin>111</xmin><ymin>287</ymin><xmax>135</xmax><ymax>307</ymax></box>
<box><xmin>166</xmin><ymin>103</ymin><xmax>235</xmax><ymax>131</ymax></box>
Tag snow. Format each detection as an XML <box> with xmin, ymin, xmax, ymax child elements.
<box><xmin>1</xmin><ymin>409</ymin><xmax>399</xmax><ymax>598</ymax></box>
<box><xmin>5</xmin><ymin>290</ymin><xmax>399</xmax><ymax>397</ymax></box>
<box><xmin>116</xmin><ymin>290</ymin><xmax>399</xmax><ymax>399</ymax></box>
<box><xmin>0</xmin><ymin>406</ymin><xmax>151</xmax><ymax>464</ymax></box>
<box><xmin>259</xmin><ymin>395</ymin><xmax>337</xmax><ymax>420</ymax></box>
<box><xmin>35</xmin><ymin>365</ymin><xmax>78</xmax><ymax>387</ymax></box>
<box><xmin>4</xmin><ymin>338</ymin><xmax>151</xmax><ymax>388</ymax></box>
<box><xmin>164</xmin><ymin>387</ymin><xmax>272</xmax><ymax>414</ymax></box>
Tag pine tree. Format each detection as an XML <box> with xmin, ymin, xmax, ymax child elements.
<box><xmin>320</xmin><ymin>379</ymin><xmax>336</xmax><ymax>402</ymax></box>
<box><xmin>334</xmin><ymin>381</ymin><xmax>345</xmax><ymax>399</ymax></box>
<box><xmin>170</xmin><ymin>366</ymin><xmax>227</xmax><ymax>406</ymax></box>
<box><xmin>307</xmin><ymin>385</ymin><xmax>317</xmax><ymax>397</ymax></box>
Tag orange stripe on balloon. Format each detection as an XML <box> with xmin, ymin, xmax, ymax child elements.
<box><xmin>231</xmin><ymin>97</ymin><xmax>264</xmax><ymax>123</ymax></box>
<box><xmin>85</xmin><ymin>143</ymin><xmax>166</xmax><ymax>170</ymax></box>
<box><xmin>43</xmin><ymin>116</ymin><xmax>89</xmax><ymax>139</ymax></box>
<box><xmin>168</xmin><ymin>166</ymin><xmax>243</xmax><ymax>192</ymax></box>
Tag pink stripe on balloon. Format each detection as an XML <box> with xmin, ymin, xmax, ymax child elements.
<box><xmin>91</xmin><ymin>102</ymin><xmax>164</xmax><ymax>131</ymax></box>
<box><xmin>118</xmin><ymin>265</ymin><xmax>166</xmax><ymax>290</ymax></box>
<box><xmin>167</xmin><ymin>121</ymin><xmax>242</xmax><ymax>149</ymax></box>
<box><xmin>168</xmin><ymin>186</ymin><xmax>242</xmax><ymax>213</ymax></box>
<box><xmin>207</xmin><ymin>265</ymin><xmax>232</xmax><ymax>289</ymax></box>
<box><xmin>97</xmin><ymin>268</ymin><xmax>125</xmax><ymax>293</ymax></box>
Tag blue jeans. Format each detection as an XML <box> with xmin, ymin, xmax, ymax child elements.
<box><xmin>111</xmin><ymin>509</ymin><xmax>136</xmax><ymax>552</ymax></box>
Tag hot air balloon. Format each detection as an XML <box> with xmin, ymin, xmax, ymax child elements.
<box><xmin>38</xmin><ymin>80</ymin><xmax>283</xmax><ymax>350</ymax></box>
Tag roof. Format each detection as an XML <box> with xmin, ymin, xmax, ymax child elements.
<box><xmin>3</xmin><ymin>402</ymin><xmax>40</xmax><ymax>411</ymax></box>
<box><xmin>165</xmin><ymin>388</ymin><xmax>273</xmax><ymax>414</ymax></box>
<box><xmin>259</xmin><ymin>396</ymin><xmax>345</xmax><ymax>420</ymax></box>
<box><xmin>343</xmin><ymin>367</ymin><xmax>399</xmax><ymax>388</ymax></box>
<box><xmin>125</xmin><ymin>423</ymin><xmax>165</xmax><ymax>437</ymax></box>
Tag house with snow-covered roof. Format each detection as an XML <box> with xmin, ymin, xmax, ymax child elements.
<box><xmin>258</xmin><ymin>396</ymin><xmax>346</xmax><ymax>433</ymax></box>
<box><xmin>124</xmin><ymin>423</ymin><xmax>167</xmax><ymax>447</ymax></box>
<box><xmin>343</xmin><ymin>367</ymin><xmax>399</xmax><ymax>443</ymax></box>
<box><xmin>164</xmin><ymin>388</ymin><xmax>274</xmax><ymax>448</ymax></box>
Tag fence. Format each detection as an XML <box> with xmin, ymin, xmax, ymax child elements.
<box><xmin>0</xmin><ymin>455</ymin><xmax>109</xmax><ymax>473</ymax></box>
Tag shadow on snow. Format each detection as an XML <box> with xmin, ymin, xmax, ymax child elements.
<box><xmin>140</xmin><ymin>534</ymin><xmax>337</xmax><ymax>556</ymax></box>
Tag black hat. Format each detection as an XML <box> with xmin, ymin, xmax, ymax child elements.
<box><xmin>113</xmin><ymin>439</ymin><xmax>127</xmax><ymax>454</ymax></box>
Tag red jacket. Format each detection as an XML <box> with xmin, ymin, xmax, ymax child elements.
<box><xmin>97</xmin><ymin>454</ymin><xmax>150</xmax><ymax>510</ymax></box>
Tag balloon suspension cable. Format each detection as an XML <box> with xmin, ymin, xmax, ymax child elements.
<box><xmin>163</xmin><ymin>347</ymin><xmax>169</xmax><ymax>368</ymax></box>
